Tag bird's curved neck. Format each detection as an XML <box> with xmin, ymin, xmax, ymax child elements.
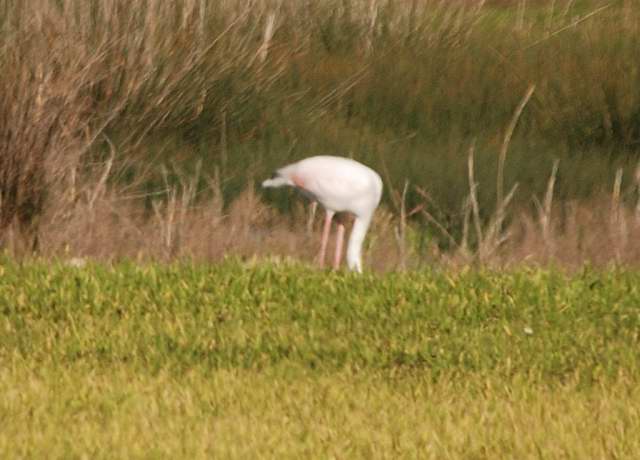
<box><xmin>346</xmin><ymin>213</ymin><xmax>373</xmax><ymax>273</ymax></box>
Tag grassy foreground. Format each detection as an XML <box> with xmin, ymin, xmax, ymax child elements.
<box><xmin>1</xmin><ymin>259</ymin><xmax>639</xmax><ymax>458</ymax></box>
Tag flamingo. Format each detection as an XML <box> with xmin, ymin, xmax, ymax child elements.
<box><xmin>262</xmin><ymin>155</ymin><xmax>383</xmax><ymax>273</ymax></box>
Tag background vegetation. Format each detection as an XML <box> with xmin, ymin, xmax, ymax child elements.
<box><xmin>0</xmin><ymin>0</ymin><xmax>639</xmax><ymax>266</ymax></box>
<box><xmin>1</xmin><ymin>260</ymin><xmax>639</xmax><ymax>458</ymax></box>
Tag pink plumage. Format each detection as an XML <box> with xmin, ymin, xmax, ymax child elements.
<box><xmin>262</xmin><ymin>155</ymin><xmax>383</xmax><ymax>272</ymax></box>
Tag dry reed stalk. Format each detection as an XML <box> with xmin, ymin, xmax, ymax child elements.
<box><xmin>259</xmin><ymin>12</ymin><xmax>277</xmax><ymax>64</ymax></box>
<box><xmin>460</xmin><ymin>197</ymin><xmax>472</xmax><ymax>258</ymax></box>
<box><xmin>366</xmin><ymin>0</ymin><xmax>379</xmax><ymax>55</ymax></box>
<box><xmin>523</xmin><ymin>3</ymin><xmax>612</xmax><ymax>51</ymax></box>
<box><xmin>544</xmin><ymin>0</ymin><xmax>556</xmax><ymax>36</ymax></box>
<box><xmin>610</xmin><ymin>168</ymin><xmax>627</xmax><ymax>261</ymax></box>
<box><xmin>205</xmin><ymin>166</ymin><xmax>225</xmax><ymax>227</ymax></box>
<box><xmin>533</xmin><ymin>159</ymin><xmax>559</xmax><ymax>254</ymax></box>
<box><xmin>87</xmin><ymin>140</ymin><xmax>116</xmax><ymax>214</ymax></box>
<box><xmin>496</xmin><ymin>84</ymin><xmax>535</xmax><ymax>232</ymax></box>
<box><xmin>480</xmin><ymin>182</ymin><xmax>519</xmax><ymax>263</ymax></box>
<box><xmin>634</xmin><ymin>162</ymin><xmax>640</xmax><ymax>225</ymax></box>
<box><xmin>464</xmin><ymin>138</ymin><xmax>520</xmax><ymax>263</ymax></box>
<box><xmin>516</xmin><ymin>0</ymin><xmax>526</xmax><ymax>32</ymax></box>
<box><xmin>393</xmin><ymin>179</ymin><xmax>410</xmax><ymax>270</ymax></box>
<box><xmin>467</xmin><ymin>142</ymin><xmax>483</xmax><ymax>246</ymax></box>
<box><xmin>561</xmin><ymin>0</ymin><xmax>576</xmax><ymax>20</ymax></box>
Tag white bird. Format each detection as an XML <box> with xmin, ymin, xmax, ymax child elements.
<box><xmin>262</xmin><ymin>155</ymin><xmax>383</xmax><ymax>273</ymax></box>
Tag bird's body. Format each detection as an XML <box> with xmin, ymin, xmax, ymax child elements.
<box><xmin>262</xmin><ymin>155</ymin><xmax>383</xmax><ymax>272</ymax></box>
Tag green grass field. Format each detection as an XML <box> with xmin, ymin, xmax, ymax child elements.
<box><xmin>1</xmin><ymin>259</ymin><xmax>639</xmax><ymax>458</ymax></box>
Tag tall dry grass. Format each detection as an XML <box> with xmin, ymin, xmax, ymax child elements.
<box><xmin>27</xmin><ymin>158</ymin><xmax>640</xmax><ymax>272</ymax></box>
<box><xmin>0</xmin><ymin>0</ymin><xmax>639</xmax><ymax>270</ymax></box>
<box><xmin>0</xmin><ymin>0</ymin><xmax>280</xmax><ymax>248</ymax></box>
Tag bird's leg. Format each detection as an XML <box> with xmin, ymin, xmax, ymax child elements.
<box><xmin>333</xmin><ymin>221</ymin><xmax>345</xmax><ymax>269</ymax></box>
<box><xmin>317</xmin><ymin>210</ymin><xmax>334</xmax><ymax>267</ymax></box>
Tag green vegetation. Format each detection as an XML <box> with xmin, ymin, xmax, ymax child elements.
<box><xmin>1</xmin><ymin>0</ymin><xmax>640</xmax><ymax>255</ymax></box>
<box><xmin>1</xmin><ymin>260</ymin><xmax>639</xmax><ymax>457</ymax></box>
